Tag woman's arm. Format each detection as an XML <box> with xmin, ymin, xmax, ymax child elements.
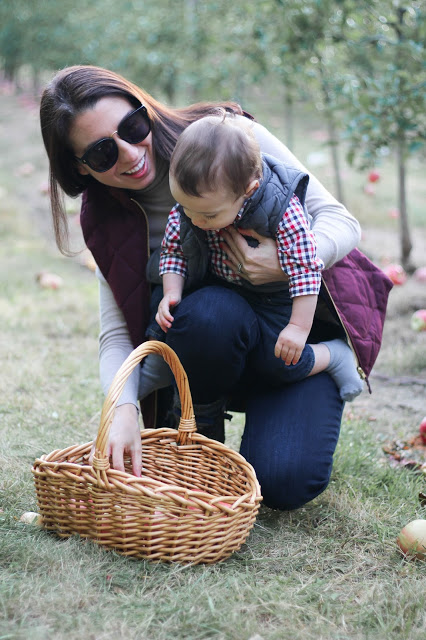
<box><xmin>95</xmin><ymin>268</ymin><xmax>142</xmax><ymax>476</ymax></box>
<box><xmin>98</xmin><ymin>268</ymin><xmax>140</xmax><ymax>407</ymax></box>
<box><xmin>248</xmin><ymin>119</ymin><xmax>361</xmax><ymax>267</ymax></box>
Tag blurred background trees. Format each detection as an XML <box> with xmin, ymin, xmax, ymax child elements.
<box><xmin>1</xmin><ymin>0</ymin><xmax>424</xmax><ymax>267</ymax></box>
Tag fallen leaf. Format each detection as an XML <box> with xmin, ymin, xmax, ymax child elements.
<box><xmin>383</xmin><ymin>433</ymin><xmax>426</xmax><ymax>472</ymax></box>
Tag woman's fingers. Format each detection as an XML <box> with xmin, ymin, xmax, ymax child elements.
<box><xmin>221</xmin><ymin>227</ymin><xmax>285</xmax><ymax>285</ymax></box>
<box><xmin>131</xmin><ymin>444</ymin><xmax>142</xmax><ymax>477</ymax></box>
<box><xmin>111</xmin><ymin>442</ymin><xmax>125</xmax><ymax>473</ymax></box>
<box><xmin>221</xmin><ymin>227</ymin><xmax>247</xmax><ymax>266</ymax></box>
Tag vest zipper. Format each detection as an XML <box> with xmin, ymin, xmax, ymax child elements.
<box><xmin>321</xmin><ymin>280</ymin><xmax>370</xmax><ymax>392</ymax></box>
<box><xmin>130</xmin><ymin>198</ymin><xmax>151</xmax><ymax>259</ymax></box>
<box><xmin>130</xmin><ymin>198</ymin><xmax>159</xmax><ymax>425</ymax></box>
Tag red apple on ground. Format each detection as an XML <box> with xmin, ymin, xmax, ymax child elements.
<box><xmin>382</xmin><ymin>264</ymin><xmax>407</xmax><ymax>285</ymax></box>
<box><xmin>368</xmin><ymin>169</ymin><xmax>381</xmax><ymax>183</ymax></box>
<box><xmin>419</xmin><ymin>417</ymin><xmax>426</xmax><ymax>445</ymax></box>
<box><xmin>39</xmin><ymin>180</ymin><xmax>50</xmax><ymax>195</ymax></box>
<box><xmin>397</xmin><ymin>520</ymin><xmax>426</xmax><ymax>559</ymax></box>
<box><xmin>36</xmin><ymin>271</ymin><xmax>64</xmax><ymax>289</ymax></box>
<box><xmin>15</xmin><ymin>162</ymin><xmax>35</xmax><ymax>177</ymax></box>
<box><xmin>414</xmin><ymin>267</ymin><xmax>426</xmax><ymax>283</ymax></box>
<box><xmin>410</xmin><ymin>310</ymin><xmax>426</xmax><ymax>332</ymax></box>
<box><xmin>388</xmin><ymin>208</ymin><xmax>400</xmax><ymax>219</ymax></box>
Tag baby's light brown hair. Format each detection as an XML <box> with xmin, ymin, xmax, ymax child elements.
<box><xmin>170</xmin><ymin>109</ymin><xmax>263</xmax><ymax>198</ymax></box>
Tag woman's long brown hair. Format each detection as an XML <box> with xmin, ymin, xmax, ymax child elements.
<box><xmin>40</xmin><ymin>65</ymin><xmax>246</xmax><ymax>254</ymax></box>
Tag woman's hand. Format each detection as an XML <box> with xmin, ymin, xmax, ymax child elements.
<box><xmin>89</xmin><ymin>403</ymin><xmax>142</xmax><ymax>476</ymax></box>
<box><xmin>221</xmin><ymin>227</ymin><xmax>288</xmax><ymax>286</ymax></box>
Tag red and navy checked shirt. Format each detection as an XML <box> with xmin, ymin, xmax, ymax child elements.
<box><xmin>159</xmin><ymin>195</ymin><xmax>324</xmax><ymax>298</ymax></box>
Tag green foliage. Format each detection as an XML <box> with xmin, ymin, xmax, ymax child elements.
<box><xmin>1</xmin><ymin>0</ymin><xmax>424</xmax><ymax>146</ymax></box>
<box><xmin>1</xmin><ymin>0</ymin><xmax>424</xmax><ymax>263</ymax></box>
<box><xmin>343</xmin><ymin>0</ymin><xmax>426</xmax><ymax>168</ymax></box>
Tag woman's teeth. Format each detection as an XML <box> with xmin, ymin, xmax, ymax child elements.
<box><xmin>124</xmin><ymin>156</ymin><xmax>145</xmax><ymax>175</ymax></box>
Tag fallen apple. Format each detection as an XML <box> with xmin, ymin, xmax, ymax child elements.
<box><xmin>19</xmin><ymin>511</ymin><xmax>43</xmax><ymax>526</ymax></box>
<box><xmin>382</xmin><ymin>263</ymin><xmax>407</xmax><ymax>285</ymax></box>
<box><xmin>410</xmin><ymin>309</ymin><xmax>426</xmax><ymax>332</ymax></box>
<box><xmin>368</xmin><ymin>169</ymin><xmax>380</xmax><ymax>183</ymax></box>
<box><xmin>15</xmin><ymin>162</ymin><xmax>35</xmax><ymax>177</ymax></box>
<box><xmin>39</xmin><ymin>180</ymin><xmax>50</xmax><ymax>195</ymax></box>
<box><xmin>363</xmin><ymin>184</ymin><xmax>375</xmax><ymax>196</ymax></box>
<box><xmin>84</xmin><ymin>254</ymin><xmax>97</xmax><ymax>272</ymax></box>
<box><xmin>397</xmin><ymin>519</ymin><xmax>426</xmax><ymax>559</ymax></box>
<box><xmin>419</xmin><ymin>417</ymin><xmax>426</xmax><ymax>445</ymax></box>
<box><xmin>414</xmin><ymin>267</ymin><xmax>426</xmax><ymax>283</ymax></box>
<box><xmin>388</xmin><ymin>208</ymin><xmax>399</xmax><ymax>219</ymax></box>
<box><xmin>36</xmin><ymin>271</ymin><xmax>64</xmax><ymax>289</ymax></box>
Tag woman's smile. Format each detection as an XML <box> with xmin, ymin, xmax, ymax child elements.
<box><xmin>70</xmin><ymin>96</ymin><xmax>156</xmax><ymax>190</ymax></box>
<box><xmin>124</xmin><ymin>155</ymin><xmax>146</xmax><ymax>176</ymax></box>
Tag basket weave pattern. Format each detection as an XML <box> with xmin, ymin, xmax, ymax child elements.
<box><xmin>32</xmin><ymin>341</ymin><xmax>262</xmax><ymax>564</ymax></box>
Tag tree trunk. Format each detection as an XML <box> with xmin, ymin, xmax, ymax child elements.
<box><xmin>326</xmin><ymin>113</ymin><xmax>345</xmax><ymax>205</ymax></box>
<box><xmin>164</xmin><ymin>69</ymin><xmax>177</xmax><ymax>104</ymax></box>
<box><xmin>184</xmin><ymin>0</ymin><xmax>199</xmax><ymax>102</ymax></box>
<box><xmin>318</xmin><ymin>62</ymin><xmax>345</xmax><ymax>205</ymax></box>
<box><xmin>284</xmin><ymin>92</ymin><xmax>294</xmax><ymax>151</ymax></box>
<box><xmin>396</xmin><ymin>136</ymin><xmax>413</xmax><ymax>270</ymax></box>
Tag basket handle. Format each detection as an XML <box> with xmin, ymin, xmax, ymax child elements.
<box><xmin>93</xmin><ymin>341</ymin><xmax>196</xmax><ymax>467</ymax></box>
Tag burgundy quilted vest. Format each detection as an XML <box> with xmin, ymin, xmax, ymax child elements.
<box><xmin>81</xmin><ymin>181</ymin><xmax>151</xmax><ymax>349</ymax></box>
<box><xmin>322</xmin><ymin>248</ymin><xmax>393</xmax><ymax>383</ymax></box>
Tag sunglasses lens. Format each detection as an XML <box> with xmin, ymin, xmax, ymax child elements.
<box><xmin>85</xmin><ymin>138</ymin><xmax>118</xmax><ymax>172</ymax></box>
<box><xmin>119</xmin><ymin>107</ymin><xmax>151</xmax><ymax>144</ymax></box>
<box><xmin>79</xmin><ymin>106</ymin><xmax>150</xmax><ymax>172</ymax></box>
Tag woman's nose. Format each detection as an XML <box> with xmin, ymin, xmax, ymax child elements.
<box><xmin>115</xmin><ymin>136</ymin><xmax>139</xmax><ymax>164</ymax></box>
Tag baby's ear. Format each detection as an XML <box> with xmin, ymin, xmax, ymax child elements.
<box><xmin>245</xmin><ymin>179</ymin><xmax>259</xmax><ymax>198</ymax></box>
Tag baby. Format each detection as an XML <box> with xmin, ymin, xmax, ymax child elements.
<box><xmin>156</xmin><ymin>112</ymin><xmax>363</xmax><ymax>401</ymax></box>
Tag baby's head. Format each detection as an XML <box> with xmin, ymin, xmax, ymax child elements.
<box><xmin>169</xmin><ymin>111</ymin><xmax>262</xmax><ymax>230</ymax></box>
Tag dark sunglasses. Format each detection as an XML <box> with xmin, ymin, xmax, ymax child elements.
<box><xmin>75</xmin><ymin>105</ymin><xmax>151</xmax><ymax>173</ymax></box>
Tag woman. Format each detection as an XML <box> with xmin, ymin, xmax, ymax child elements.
<box><xmin>40</xmin><ymin>65</ymin><xmax>366</xmax><ymax>510</ymax></box>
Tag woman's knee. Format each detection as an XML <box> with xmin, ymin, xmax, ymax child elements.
<box><xmin>258</xmin><ymin>457</ymin><xmax>333</xmax><ymax>510</ymax></box>
<box><xmin>240</xmin><ymin>374</ymin><xmax>343</xmax><ymax>511</ymax></box>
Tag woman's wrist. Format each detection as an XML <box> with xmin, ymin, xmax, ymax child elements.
<box><xmin>115</xmin><ymin>402</ymin><xmax>140</xmax><ymax>417</ymax></box>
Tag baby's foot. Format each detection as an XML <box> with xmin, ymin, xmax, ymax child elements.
<box><xmin>322</xmin><ymin>338</ymin><xmax>363</xmax><ymax>401</ymax></box>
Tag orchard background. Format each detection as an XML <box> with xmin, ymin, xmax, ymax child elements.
<box><xmin>1</xmin><ymin>2</ymin><xmax>426</xmax><ymax>638</ymax></box>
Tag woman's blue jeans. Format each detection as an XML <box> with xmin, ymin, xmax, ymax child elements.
<box><xmin>166</xmin><ymin>285</ymin><xmax>344</xmax><ymax>511</ymax></box>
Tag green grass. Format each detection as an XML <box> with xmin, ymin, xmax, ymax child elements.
<box><xmin>1</xmin><ymin>200</ymin><xmax>426</xmax><ymax>640</ymax></box>
<box><xmin>2</xmin><ymin>412</ymin><xmax>426</xmax><ymax>639</ymax></box>
<box><xmin>1</xmin><ymin>89</ymin><xmax>426</xmax><ymax>640</ymax></box>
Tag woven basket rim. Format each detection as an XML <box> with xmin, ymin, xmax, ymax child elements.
<box><xmin>33</xmin><ymin>427</ymin><xmax>262</xmax><ymax>511</ymax></box>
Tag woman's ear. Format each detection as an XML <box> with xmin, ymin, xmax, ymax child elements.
<box><xmin>76</xmin><ymin>160</ymin><xmax>90</xmax><ymax>176</ymax></box>
<box><xmin>245</xmin><ymin>178</ymin><xmax>259</xmax><ymax>198</ymax></box>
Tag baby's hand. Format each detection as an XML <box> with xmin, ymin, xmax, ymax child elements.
<box><xmin>156</xmin><ymin>292</ymin><xmax>181</xmax><ymax>332</ymax></box>
<box><xmin>274</xmin><ymin>324</ymin><xmax>308</xmax><ymax>366</ymax></box>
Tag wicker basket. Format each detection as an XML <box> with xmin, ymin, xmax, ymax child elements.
<box><xmin>32</xmin><ymin>341</ymin><xmax>262</xmax><ymax>564</ymax></box>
